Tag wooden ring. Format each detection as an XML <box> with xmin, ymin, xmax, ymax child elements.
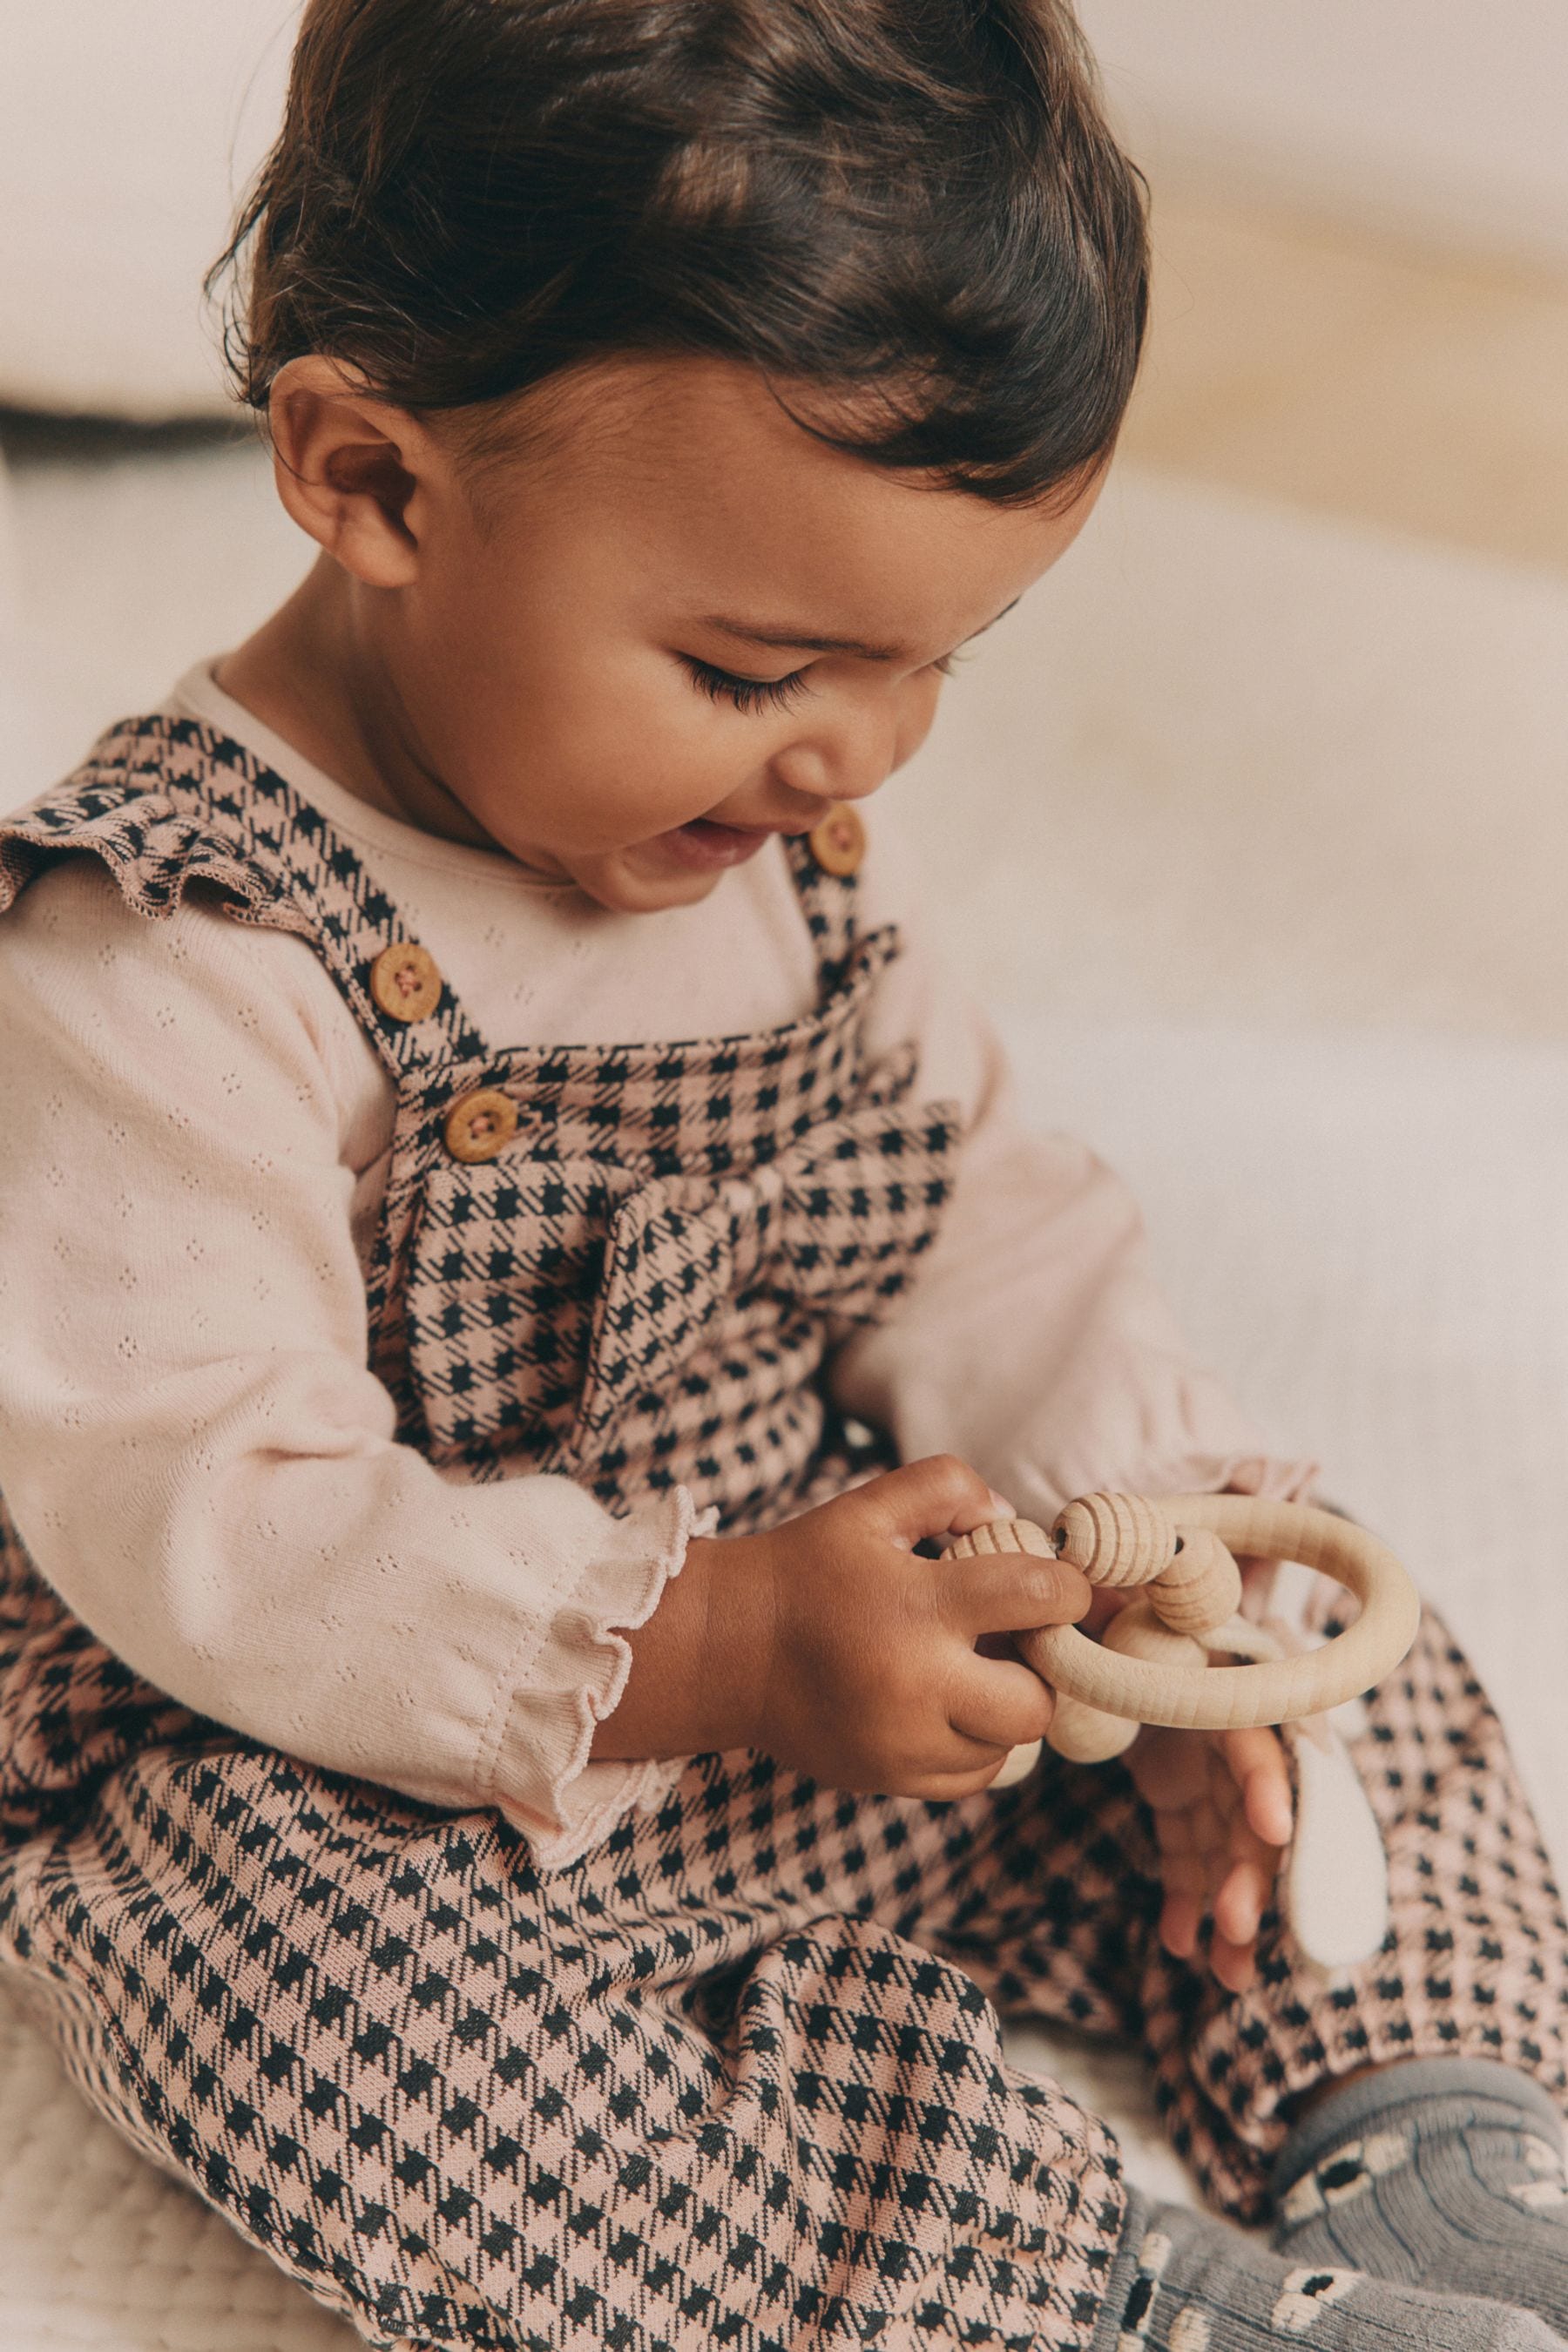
<box><xmin>1018</xmin><ymin>1494</ymin><xmax>1421</xmax><ymax>1734</ymax></box>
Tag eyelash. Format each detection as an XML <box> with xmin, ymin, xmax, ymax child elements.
<box><xmin>679</xmin><ymin>650</ymin><xmax>961</xmax><ymax>716</ymax></box>
<box><xmin>679</xmin><ymin>656</ymin><xmax>811</xmax><ymax>714</ymax></box>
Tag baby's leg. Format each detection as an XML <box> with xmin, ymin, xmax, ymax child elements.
<box><xmin>902</xmin><ymin>1607</ymin><xmax>1568</xmax><ymax>2233</ymax></box>
<box><xmin>1268</xmin><ymin>2057</ymin><xmax>1568</xmax><ymax>2329</ymax></box>
<box><xmin>1146</xmin><ymin>1605</ymin><xmax>1568</xmax><ymax>2221</ymax></box>
<box><xmin>17</xmin><ymin>1729</ymin><xmax>1559</xmax><ymax>2352</ymax></box>
<box><xmin>1</xmin><ymin>1726</ymin><xmax>1139</xmax><ymax>2352</ymax></box>
<box><xmin>1260</xmin><ymin>1588</ymin><xmax>1568</xmax><ymax>2339</ymax></box>
<box><xmin>1092</xmin><ymin>2186</ymin><xmax>1565</xmax><ymax>2352</ymax></box>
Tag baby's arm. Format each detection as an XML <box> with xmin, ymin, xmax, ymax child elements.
<box><xmin>0</xmin><ymin>862</ymin><xmax>700</xmax><ymax>1869</ymax></box>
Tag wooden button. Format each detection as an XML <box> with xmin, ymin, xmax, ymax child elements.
<box><xmin>807</xmin><ymin>803</ymin><xmax>866</xmax><ymax>877</ymax></box>
<box><xmin>443</xmin><ymin>1088</ymin><xmax>518</xmax><ymax>1164</ymax></box>
<box><xmin>369</xmin><ymin>941</ymin><xmax>443</xmax><ymax>1024</ymax></box>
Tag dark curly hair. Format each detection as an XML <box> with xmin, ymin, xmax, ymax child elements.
<box><xmin>210</xmin><ymin>0</ymin><xmax>1149</xmax><ymax>504</ymax></box>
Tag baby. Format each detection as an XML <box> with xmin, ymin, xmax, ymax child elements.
<box><xmin>1</xmin><ymin>4</ymin><xmax>1565</xmax><ymax>2349</ymax></box>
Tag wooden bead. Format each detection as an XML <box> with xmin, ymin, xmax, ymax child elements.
<box><xmin>990</xmin><ymin>1739</ymin><xmax>1044</xmax><ymax>1788</ymax></box>
<box><xmin>1105</xmin><ymin>1599</ymin><xmax>1209</xmax><ymax>1674</ymax></box>
<box><xmin>1050</xmin><ymin>1491</ymin><xmax>1179</xmax><ymax>1589</ymax></box>
<box><xmin>1149</xmin><ymin>1528</ymin><xmax>1244</xmax><ymax>1638</ymax></box>
<box><xmin>1046</xmin><ymin>1692</ymin><xmax>1140</xmax><ymax>1763</ymax></box>
<box><xmin>1044</xmin><ymin>1600</ymin><xmax>1206</xmax><ymax>1761</ymax></box>
<box><xmin>941</xmin><ymin>1518</ymin><xmax>1053</xmax><ymax>1563</ymax></box>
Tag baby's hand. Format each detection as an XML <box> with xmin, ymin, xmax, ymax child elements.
<box><xmin>1127</xmin><ymin>1722</ymin><xmax>1294</xmax><ymax>1992</ymax></box>
<box><xmin>754</xmin><ymin>1455</ymin><xmax>1092</xmax><ymax>1798</ymax></box>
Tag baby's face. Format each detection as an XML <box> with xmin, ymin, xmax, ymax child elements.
<box><xmin>354</xmin><ymin>357</ymin><xmax>1102</xmax><ymax>912</ymax></box>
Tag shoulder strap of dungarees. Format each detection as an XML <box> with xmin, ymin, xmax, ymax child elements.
<box><xmin>783</xmin><ymin>827</ymin><xmax>861</xmax><ymax>994</ymax></box>
<box><xmin>0</xmin><ymin>712</ymin><xmax>492</xmax><ymax>1080</ymax></box>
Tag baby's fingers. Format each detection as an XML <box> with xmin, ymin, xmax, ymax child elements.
<box><xmin>948</xmin><ymin>1653</ymin><xmax>1058</xmax><ymax>1754</ymax></box>
<box><xmin>1212</xmin><ymin>1850</ymin><xmax>1268</xmax><ymax>1952</ymax></box>
<box><xmin>1210</xmin><ymin>1767</ymin><xmax>1290</xmax><ymax>1978</ymax></box>
<box><xmin>1159</xmin><ymin>1891</ymin><xmax>1204</xmax><ymax>1962</ymax></box>
<box><xmin>1220</xmin><ymin>1727</ymin><xmax>1294</xmax><ymax>1848</ymax></box>
<box><xmin>856</xmin><ymin>1454</ymin><xmax>1004</xmax><ymax>1549</ymax></box>
<box><xmin>1127</xmin><ymin>1724</ymin><xmax>1209</xmax><ymax>1814</ymax></box>
<box><xmin>1208</xmin><ymin>1926</ymin><xmax>1260</xmax><ymax>1995</ymax></box>
<box><xmin>1152</xmin><ymin>1809</ymin><xmax>1206</xmax><ymax>1960</ymax></box>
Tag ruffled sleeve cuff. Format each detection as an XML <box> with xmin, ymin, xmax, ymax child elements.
<box><xmin>485</xmin><ymin>1485</ymin><xmax>721</xmax><ymax>1873</ymax></box>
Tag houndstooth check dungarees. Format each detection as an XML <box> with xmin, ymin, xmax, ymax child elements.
<box><xmin>0</xmin><ymin>713</ymin><xmax>1565</xmax><ymax>2352</ymax></box>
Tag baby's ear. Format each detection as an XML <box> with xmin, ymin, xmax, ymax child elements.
<box><xmin>267</xmin><ymin>355</ymin><xmax>438</xmax><ymax>587</ymax></box>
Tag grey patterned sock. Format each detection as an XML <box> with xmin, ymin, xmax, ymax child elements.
<box><xmin>1093</xmin><ymin>2185</ymin><xmax>1566</xmax><ymax>2352</ymax></box>
<box><xmin>1270</xmin><ymin>2061</ymin><xmax>1568</xmax><ymax>2334</ymax></box>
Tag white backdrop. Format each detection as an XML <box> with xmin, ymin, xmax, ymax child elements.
<box><xmin>0</xmin><ymin>2</ymin><xmax>298</xmax><ymax>416</ymax></box>
<box><xmin>1078</xmin><ymin>0</ymin><xmax>1568</xmax><ymax>265</ymax></box>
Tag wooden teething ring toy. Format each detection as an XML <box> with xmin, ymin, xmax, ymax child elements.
<box><xmin>943</xmin><ymin>1491</ymin><xmax>1421</xmax><ymax>1764</ymax></box>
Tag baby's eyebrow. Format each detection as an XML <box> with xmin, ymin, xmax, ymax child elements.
<box><xmin>695</xmin><ymin>596</ymin><xmax>1022</xmax><ymax>664</ymax></box>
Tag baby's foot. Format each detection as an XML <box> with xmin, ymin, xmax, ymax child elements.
<box><xmin>1094</xmin><ymin>2186</ymin><xmax>1566</xmax><ymax>2352</ymax></box>
<box><xmin>1271</xmin><ymin>2060</ymin><xmax>1568</xmax><ymax>2336</ymax></box>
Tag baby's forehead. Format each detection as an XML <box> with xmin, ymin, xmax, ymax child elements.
<box><xmin>479</xmin><ymin>353</ymin><xmax>1095</xmax><ymax>655</ymax></box>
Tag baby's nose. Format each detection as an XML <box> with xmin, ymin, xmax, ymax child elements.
<box><xmin>768</xmin><ymin>706</ymin><xmax>901</xmax><ymax>808</ymax></box>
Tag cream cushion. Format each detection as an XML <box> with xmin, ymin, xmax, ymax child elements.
<box><xmin>0</xmin><ymin>3</ymin><xmax>297</xmax><ymax>418</ymax></box>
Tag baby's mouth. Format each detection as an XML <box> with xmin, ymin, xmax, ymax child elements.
<box><xmin>658</xmin><ymin>815</ymin><xmax>780</xmax><ymax>870</ymax></box>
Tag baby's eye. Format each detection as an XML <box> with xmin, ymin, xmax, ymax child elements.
<box><xmin>679</xmin><ymin>654</ymin><xmax>812</xmax><ymax>715</ymax></box>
